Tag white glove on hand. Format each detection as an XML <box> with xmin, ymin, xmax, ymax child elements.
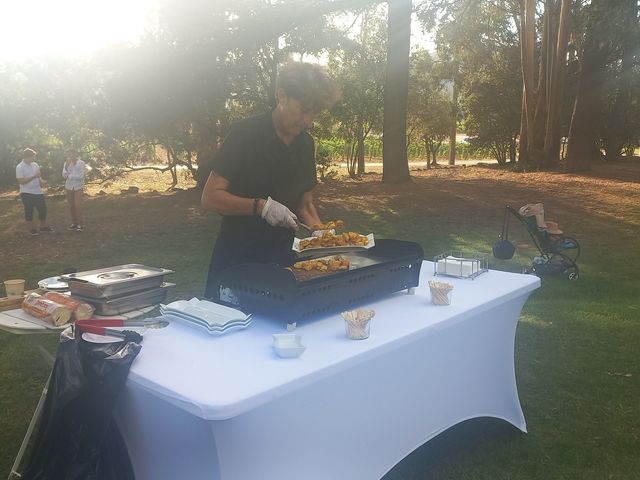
<box><xmin>312</xmin><ymin>229</ymin><xmax>335</xmax><ymax>238</ymax></box>
<box><xmin>261</xmin><ymin>196</ymin><xmax>298</xmax><ymax>229</ymax></box>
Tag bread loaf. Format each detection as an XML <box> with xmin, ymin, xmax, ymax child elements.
<box><xmin>43</xmin><ymin>291</ymin><xmax>94</xmax><ymax>320</ymax></box>
<box><xmin>22</xmin><ymin>293</ymin><xmax>72</xmax><ymax>326</ymax></box>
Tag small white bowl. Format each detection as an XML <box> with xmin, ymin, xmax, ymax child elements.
<box><xmin>272</xmin><ymin>333</ymin><xmax>306</xmax><ymax>358</ymax></box>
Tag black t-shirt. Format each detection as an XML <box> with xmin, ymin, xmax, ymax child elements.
<box><xmin>209</xmin><ymin>112</ymin><xmax>317</xmax><ymax>267</ymax></box>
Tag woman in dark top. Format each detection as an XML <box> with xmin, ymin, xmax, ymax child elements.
<box><xmin>201</xmin><ymin>62</ymin><xmax>340</xmax><ymax>301</ymax></box>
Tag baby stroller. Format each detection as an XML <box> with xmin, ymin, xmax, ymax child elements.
<box><xmin>492</xmin><ymin>204</ymin><xmax>580</xmax><ymax>279</ymax></box>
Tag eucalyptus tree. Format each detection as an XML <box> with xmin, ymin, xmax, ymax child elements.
<box><xmin>461</xmin><ymin>48</ymin><xmax>522</xmax><ymax>165</ymax></box>
<box><xmin>417</xmin><ymin>0</ymin><xmax>577</xmax><ymax>169</ymax></box>
<box><xmin>516</xmin><ymin>0</ymin><xmax>574</xmax><ymax>168</ymax></box>
<box><xmin>600</xmin><ymin>0</ymin><xmax>640</xmax><ymax>160</ymax></box>
<box><xmin>460</xmin><ymin>33</ymin><xmax>522</xmax><ymax>165</ymax></box>
<box><xmin>328</xmin><ymin>6</ymin><xmax>387</xmax><ymax>178</ymax></box>
<box><xmin>417</xmin><ymin>0</ymin><xmax>522</xmax><ymax>166</ymax></box>
<box><xmin>566</xmin><ymin>0</ymin><xmax>639</xmax><ymax>171</ymax></box>
<box><xmin>406</xmin><ymin>50</ymin><xmax>452</xmax><ymax>168</ymax></box>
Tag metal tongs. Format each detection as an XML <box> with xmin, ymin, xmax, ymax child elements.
<box><xmin>296</xmin><ymin>221</ymin><xmax>313</xmax><ymax>233</ymax></box>
<box><xmin>76</xmin><ymin>318</ymin><xmax>169</xmax><ymax>342</ymax></box>
<box><xmin>296</xmin><ymin>221</ymin><xmax>336</xmax><ymax>237</ymax></box>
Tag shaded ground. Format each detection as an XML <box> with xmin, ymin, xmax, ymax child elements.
<box><xmin>1</xmin><ymin>158</ymin><xmax>638</xmax><ymax>270</ymax></box>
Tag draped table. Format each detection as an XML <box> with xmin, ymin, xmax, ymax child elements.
<box><xmin>115</xmin><ymin>262</ymin><xmax>540</xmax><ymax>480</ymax></box>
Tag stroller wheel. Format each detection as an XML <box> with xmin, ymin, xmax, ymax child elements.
<box><xmin>565</xmin><ymin>262</ymin><xmax>579</xmax><ymax>279</ymax></box>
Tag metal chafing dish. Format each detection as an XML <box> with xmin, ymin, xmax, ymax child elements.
<box><xmin>60</xmin><ymin>264</ymin><xmax>174</xmax><ymax>299</ymax></box>
<box><xmin>71</xmin><ymin>283</ymin><xmax>175</xmax><ymax>316</ymax></box>
<box><xmin>217</xmin><ymin>239</ymin><xmax>423</xmax><ymax>324</ymax></box>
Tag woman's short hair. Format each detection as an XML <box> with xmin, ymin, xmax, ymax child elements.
<box><xmin>23</xmin><ymin>148</ymin><xmax>37</xmax><ymax>158</ymax></box>
<box><xmin>276</xmin><ymin>62</ymin><xmax>340</xmax><ymax>113</ymax></box>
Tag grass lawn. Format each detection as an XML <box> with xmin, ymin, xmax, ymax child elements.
<box><xmin>1</xmin><ymin>160</ymin><xmax>639</xmax><ymax>479</ymax></box>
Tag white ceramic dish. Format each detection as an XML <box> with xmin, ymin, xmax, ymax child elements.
<box><xmin>161</xmin><ymin>299</ymin><xmax>249</xmax><ymax>328</ymax></box>
<box><xmin>160</xmin><ymin>309</ymin><xmax>251</xmax><ymax>326</ymax></box>
<box><xmin>164</xmin><ymin>312</ymin><xmax>252</xmax><ymax>336</ymax></box>
<box><xmin>272</xmin><ymin>333</ymin><xmax>306</xmax><ymax>358</ymax></box>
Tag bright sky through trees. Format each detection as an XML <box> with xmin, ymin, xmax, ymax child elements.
<box><xmin>0</xmin><ymin>0</ymin><xmax>432</xmax><ymax>62</ymax></box>
<box><xmin>0</xmin><ymin>0</ymin><xmax>156</xmax><ymax>61</ymax></box>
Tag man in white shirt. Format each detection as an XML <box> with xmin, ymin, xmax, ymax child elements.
<box><xmin>16</xmin><ymin>148</ymin><xmax>52</xmax><ymax>235</ymax></box>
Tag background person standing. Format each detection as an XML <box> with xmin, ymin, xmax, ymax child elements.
<box><xmin>62</xmin><ymin>150</ymin><xmax>86</xmax><ymax>231</ymax></box>
<box><xmin>15</xmin><ymin>148</ymin><xmax>52</xmax><ymax>235</ymax></box>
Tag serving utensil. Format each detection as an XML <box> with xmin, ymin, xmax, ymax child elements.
<box><xmin>296</xmin><ymin>221</ymin><xmax>313</xmax><ymax>233</ymax></box>
<box><xmin>76</xmin><ymin>318</ymin><xmax>168</xmax><ymax>341</ymax></box>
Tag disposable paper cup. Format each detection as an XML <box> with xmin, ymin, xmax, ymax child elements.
<box><xmin>345</xmin><ymin>320</ymin><xmax>371</xmax><ymax>340</ymax></box>
<box><xmin>428</xmin><ymin>282</ymin><xmax>453</xmax><ymax>306</ymax></box>
<box><xmin>430</xmin><ymin>289</ymin><xmax>452</xmax><ymax>305</ymax></box>
<box><xmin>4</xmin><ymin>279</ymin><xmax>26</xmax><ymax>298</ymax></box>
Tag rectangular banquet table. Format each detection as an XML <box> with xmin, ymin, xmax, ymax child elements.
<box><xmin>115</xmin><ymin>262</ymin><xmax>540</xmax><ymax>480</ymax></box>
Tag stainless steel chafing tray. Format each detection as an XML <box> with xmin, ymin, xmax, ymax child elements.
<box><xmin>71</xmin><ymin>283</ymin><xmax>175</xmax><ymax>316</ymax></box>
<box><xmin>60</xmin><ymin>264</ymin><xmax>173</xmax><ymax>299</ymax></box>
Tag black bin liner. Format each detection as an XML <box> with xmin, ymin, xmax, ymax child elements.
<box><xmin>22</xmin><ymin>325</ymin><xmax>142</xmax><ymax>480</ymax></box>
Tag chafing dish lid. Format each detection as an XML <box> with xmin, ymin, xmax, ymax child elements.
<box><xmin>60</xmin><ymin>264</ymin><xmax>173</xmax><ymax>285</ymax></box>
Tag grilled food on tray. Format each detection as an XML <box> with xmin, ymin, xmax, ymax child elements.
<box><xmin>298</xmin><ymin>232</ymin><xmax>369</xmax><ymax>251</ymax></box>
<box><xmin>311</xmin><ymin>219</ymin><xmax>344</xmax><ymax>230</ymax></box>
<box><xmin>293</xmin><ymin>255</ymin><xmax>350</xmax><ymax>272</ymax></box>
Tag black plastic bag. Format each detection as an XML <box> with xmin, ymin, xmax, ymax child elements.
<box><xmin>22</xmin><ymin>325</ymin><xmax>142</xmax><ymax>480</ymax></box>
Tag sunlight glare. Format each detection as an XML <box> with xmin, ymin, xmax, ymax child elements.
<box><xmin>0</xmin><ymin>0</ymin><xmax>156</xmax><ymax>61</ymax></box>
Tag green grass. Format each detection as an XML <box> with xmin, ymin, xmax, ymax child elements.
<box><xmin>0</xmin><ymin>168</ymin><xmax>638</xmax><ymax>479</ymax></box>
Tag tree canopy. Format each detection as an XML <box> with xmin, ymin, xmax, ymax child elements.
<box><xmin>1</xmin><ymin>0</ymin><xmax>638</xmax><ymax>188</ymax></box>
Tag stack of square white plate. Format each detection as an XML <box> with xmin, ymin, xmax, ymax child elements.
<box><xmin>160</xmin><ymin>298</ymin><xmax>252</xmax><ymax>335</ymax></box>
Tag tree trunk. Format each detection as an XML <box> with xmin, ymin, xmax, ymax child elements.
<box><xmin>601</xmin><ymin>0</ymin><xmax>636</xmax><ymax>161</ymax></box>
<box><xmin>510</xmin><ymin>134</ymin><xmax>518</xmax><ymax>164</ymax></box>
<box><xmin>519</xmin><ymin>0</ymin><xmax>536</xmax><ymax>167</ymax></box>
<box><xmin>193</xmin><ymin>120</ymin><xmax>217</xmax><ymax>189</ymax></box>
<box><xmin>423</xmin><ymin>136</ymin><xmax>431</xmax><ymax>169</ymax></box>
<box><xmin>532</xmin><ymin>0</ymin><xmax>549</xmax><ymax>163</ymax></box>
<box><xmin>518</xmin><ymin>0</ymin><xmax>572</xmax><ymax>169</ymax></box>
<box><xmin>268</xmin><ymin>38</ymin><xmax>280</xmax><ymax>109</ymax></box>
<box><xmin>543</xmin><ymin>0</ymin><xmax>571</xmax><ymax>165</ymax></box>
<box><xmin>448</xmin><ymin>74</ymin><xmax>458</xmax><ymax>165</ymax></box>
<box><xmin>382</xmin><ymin>0</ymin><xmax>411</xmax><ymax>183</ymax></box>
<box><xmin>356</xmin><ymin>121</ymin><xmax>366</xmax><ymax>175</ymax></box>
<box><xmin>347</xmin><ymin>140</ymin><xmax>357</xmax><ymax>178</ymax></box>
<box><xmin>165</xmin><ymin>147</ymin><xmax>178</xmax><ymax>190</ymax></box>
<box><xmin>430</xmin><ymin>141</ymin><xmax>440</xmax><ymax>166</ymax></box>
<box><xmin>565</xmin><ymin>0</ymin><xmax>608</xmax><ymax>173</ymax></box>
<box><xmin>518</xmin><ymin>86</ymin><xmax>530</xmax><ymax>166</ymax></box>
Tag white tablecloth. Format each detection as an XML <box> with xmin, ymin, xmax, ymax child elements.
<box><xmin>115</xmin><ymin>262</ymin><xmax>540</xmax><ymax>480</ymax></box>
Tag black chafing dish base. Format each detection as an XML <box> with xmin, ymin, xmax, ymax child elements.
<box><xmin>217</xmin><ymin>239</ymin><xmax>424</xmax><ymax>324</ymax></box>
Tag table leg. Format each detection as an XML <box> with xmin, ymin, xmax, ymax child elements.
<box><xmin>8</xmin><ymin>372</ymin><xmax>51</xmax><ymax>480</ymax></box>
